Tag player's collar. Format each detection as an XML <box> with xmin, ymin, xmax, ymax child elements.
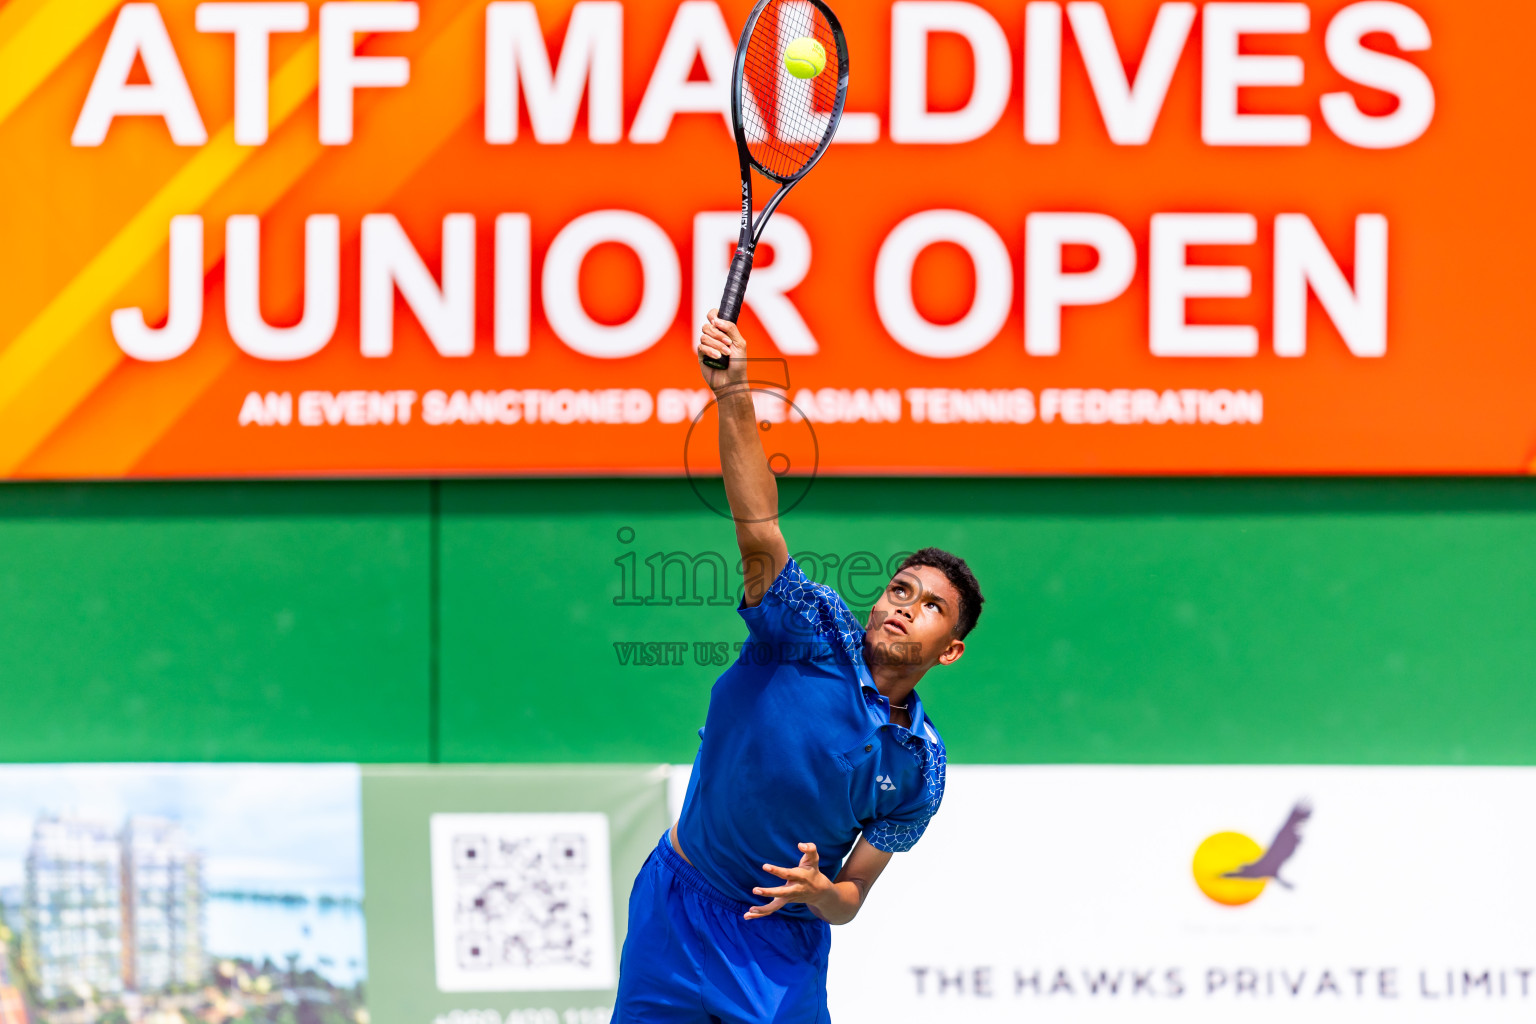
<box><xmin>858</xmin><ymin>676</ymin><xmax>932</xmax><ymax>742</ymax></box>
<box><xmin>905</xmin><ymin>689</ymin><xmax>931</xmax><ymax>739</ymax></box>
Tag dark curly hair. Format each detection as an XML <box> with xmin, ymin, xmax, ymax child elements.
<box><xmin>897</xmin><ymin>547</ymin><xmax>984</xmax><ymax>639</ymax></box>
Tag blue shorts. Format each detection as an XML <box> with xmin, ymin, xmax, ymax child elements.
<box><xmin>614</xmin><ymin>832</ymin><xmax>833</xmax><ymax>1024</ymax></box>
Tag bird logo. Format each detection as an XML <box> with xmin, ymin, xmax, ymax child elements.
<box><xmin>1191</xmin><ymin>801</ymin><xmax>1312</xmax><ymax>906</ymax></box>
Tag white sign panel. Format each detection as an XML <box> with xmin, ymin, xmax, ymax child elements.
<box><xmin>429</xmin><ymin>812</ymin><xmax>615</xmax><ymax>992</ymax></box>
<box><xmin>829</xmin><ymin>766</ymin><xmax>1536</xmax><ymax>1022</ymax></box>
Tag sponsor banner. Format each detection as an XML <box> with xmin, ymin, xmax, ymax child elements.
<box><xmin>830</xmin><ymin>766</ymin><xmax>1536</xmax><ymax>1022</ymax></box>
<box><xmin>2</xmin><ymin>0</ymin><xmax>1535</xmax><ymax>477</ymax></box>
<box><xmin>6</xmin><ymin>762</ymin><xmax>1534</xmax><ymax>1022</ymax></box>
<box><xmin>0</xmin><ymin>764</ymin><xmax>367</xmax><ymax>1024</ymax></box>
<box><xmin>0</xmin><ymin>762</ymin><xmax>671</xmax><ymax>1024</ymax></box>
<box><xmin>361</xmin><ymin>764</ymin><xmax>669</xmax><ymax>1024</ymax></box>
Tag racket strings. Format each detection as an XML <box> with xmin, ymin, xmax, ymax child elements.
<box><xmin>740</xmin><ymin>0</ymin><xmax>840</xmax><ymax>180</ymax></box>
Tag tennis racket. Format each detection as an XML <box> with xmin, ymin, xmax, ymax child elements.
<box><xmin>701</xmin><ymin>0</ymin><xmax>849</xmax><ymax>370</ymax></box>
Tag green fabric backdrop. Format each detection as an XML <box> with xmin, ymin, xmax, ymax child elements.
<box><xmin>1</xmin><ymin>478</ymin><xmax>1532</xmax><ymax>765</ymax></box>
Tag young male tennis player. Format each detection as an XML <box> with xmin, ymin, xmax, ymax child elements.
<box><xmin>613</xmin><ymin>312</ymin><xmax>985</xmax><ymax>1023</ymax></box>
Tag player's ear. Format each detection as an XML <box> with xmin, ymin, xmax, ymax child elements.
<box><xmin>937</xmin><ymin>637</ymin><xmax>964</xmax><ymax>667</ymax></box>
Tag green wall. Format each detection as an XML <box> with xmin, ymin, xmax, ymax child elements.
<box><xmin>2</xmin><ymin>478</ymin><xmax>1533</xmax><ymax>765</ymax></box>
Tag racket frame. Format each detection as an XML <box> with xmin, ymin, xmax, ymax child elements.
<box><xmin>704</xmin><ymin>0</ymin><xmax>849</xmax><ymax>370</ymax></box>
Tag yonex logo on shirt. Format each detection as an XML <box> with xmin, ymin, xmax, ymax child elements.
<box><xmin>876</xmin><ymin>774</ymin><xmax>896</xmax><ymax>792</ymax></box>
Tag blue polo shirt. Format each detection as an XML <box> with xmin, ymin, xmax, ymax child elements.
<box><xmin>674</xmin><ymin>557</ymin><xmax>948</xmax><ymax>920</ymax></box>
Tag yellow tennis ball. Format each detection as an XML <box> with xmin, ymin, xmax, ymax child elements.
<box><xmin>783</xmin><ymin>37</ymin><xmax>827</xmax><ymax>79</ymax></box>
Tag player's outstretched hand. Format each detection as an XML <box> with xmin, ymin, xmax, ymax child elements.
<box><xmin>698</xmin><ymin>310</ymin><xmax>748</xmax><ymax>393</ymax></box>
<box><xmin>746</xmin><ymin>842</ymin><xmax>832</xmax><ymax>920</ymax></box>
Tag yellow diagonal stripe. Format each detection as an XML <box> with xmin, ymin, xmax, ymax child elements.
<box><xmin>0</xmin><ymin>0</ymin><xmax>122</xmax><ymax>128</ymax></box>
<box><xmin>0</xmin><ymin>0</ymin><xmax>55</xmax><ymax>51</ymax></box>
<box><xmin>16</xmin><ymin>0</ymin><xmax>487</xmax><ymax>477</ymax></box>
<box><xmin>0</xmin><ymin>38</ymin><xmax>320</xmax><ymax>448</ymax></box>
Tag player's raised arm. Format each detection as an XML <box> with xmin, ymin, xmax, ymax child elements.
<box><xmin>698</xmin><ymin>311</ymin><xmax>789</xmax><ymax>606</ymax></box>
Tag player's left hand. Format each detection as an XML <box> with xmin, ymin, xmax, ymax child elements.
<box><xmin>746</xmin><ymin>842</ymin><xmax>833</xmax><ymax>920</ymax></box>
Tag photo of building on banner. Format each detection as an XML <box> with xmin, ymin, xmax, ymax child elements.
<box><xmin>0</xmin><ymin>766</ymin><xmax>364</xmax><ymax>1024</ymax></box>
<box><xmin>1</xmin><ymin>0</ymin><xmax>1531</xmax><ymax>476</ymax></box>
<box><xmin>0</xmin><ymin>764</ymin><xmax>673</xmax><ymax>1024</ymax></box>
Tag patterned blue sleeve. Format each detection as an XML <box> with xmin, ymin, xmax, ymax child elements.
<box><xmin>863</xmin><ymin>738</ymin><xmax>947</xmax><ymax>853</ymax></box>
<box><xmin>738</xmin><ymin>557</ymin><xmax>864</xmax><ymax>660</ymax></box>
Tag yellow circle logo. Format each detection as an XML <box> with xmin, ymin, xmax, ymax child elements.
<box><xmin>1192</xmin><ymin>831</ymin><xmax>1268</xmax><ymax>906</ymax></box>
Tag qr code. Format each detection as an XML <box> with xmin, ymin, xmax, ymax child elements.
<box><xmin>430</xmin><ymin>813</ymin><xmax>615</xmax><ymax>992</ymax></box>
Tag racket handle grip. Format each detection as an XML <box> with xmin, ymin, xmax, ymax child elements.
<box><xmin>704</xmin><ymin>249</ymin><xmax>754</xmax><ymax>370</ymax></box>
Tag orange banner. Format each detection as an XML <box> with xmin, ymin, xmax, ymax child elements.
<box><xmin>0</xmin><ymin>0</ymin><xmax>1531</xmax><ymax>477</ymax></box>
